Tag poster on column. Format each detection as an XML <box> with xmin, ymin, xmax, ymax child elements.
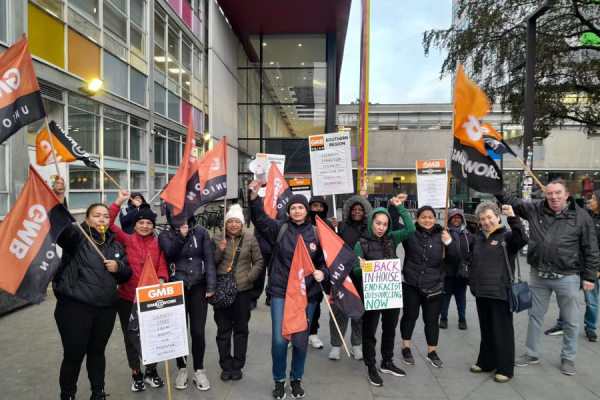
<box><xmin>416</xmin><ymin>159</ymin><xmax>448</xmax><ymax>209</ymax></box>
<box><xmin>309</xmin><ymin>133</ymin><xmax>354</xmax><ymax>196</ymax></box>
<box><xmin>362</xmin><ymin>258</ymin><xmax>403</xmax><ymax>311</ymax></box>
<box><xmin>137</xmin><ymin>281</ymin><xmax>188</xmax><ymax>365</ymax></box>
<box><xmin>256</xmin><ymin>153</ymin><xmax>286</xmax><ymax>197</ymax></box>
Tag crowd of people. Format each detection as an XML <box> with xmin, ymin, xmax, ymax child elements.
<box><xmin>49</xmin><ymin>177</ymin><xmax>600</xmax><ymax>399</ymax></box>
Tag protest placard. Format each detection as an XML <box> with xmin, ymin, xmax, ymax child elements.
<box><xmin>416</xmin><ymin>159</ymin><xmax>448</xmax><ymax>209</ymax></box>
<box><xmin>309</xmin><ymin>133</ymin><xmax>354</xmax><ymax>196</ymax></box>
<box><xmin>362</xmin><ymin>258</ymin><xmax>403</xmax><ymax>311</ymax></box>
<box><xmin>289</xmin><ymin>178</ymin><xmax>312</xmax><ymax>201</ymax></box>
<box><xmin>256</xmin><ymin>153</ymin><xmax>286</xmax><ymax>197</ymax></box>
<box><xmin>137</xmin><ymin>281</ymin><xmax>189</xmax><ymax>365</ymax></box>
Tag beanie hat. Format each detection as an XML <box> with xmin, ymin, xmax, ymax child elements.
<box><xmin>225</xmin><ymin>204</ymin><xmax>245</xmax><ymax>225</ymax></box>
<box><xmin>134</xmin><ymin>204</ymin><xmax>156</xmax><ymax>226</ymax></box>
<box><xmin>287</xmin><ymin>194</ymin><xmax>309</xmax><ymax>214</ymax></box>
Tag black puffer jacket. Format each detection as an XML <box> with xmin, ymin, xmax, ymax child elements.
<box><xmin>158</xmin><ymin>221</ymin><xmax>217</xmax><ymax>292</ymax></box>
<box><xmin>469</xmin><ymin>217</ymin><xmax>528</xmax><ymax>300</ymax></box>
<box><xmin>442</xmin><ymin>209</ymin><xmax>474</xmax><ymax>277</ymax></box>
<box><xmin>402</xmin><ymin>223</ymin><xmax>460</xmax><ymax>290</ymax></box>
<box><xmin>53</xmin><ymin>222</ymin><xmax>131</xmax><ymax>307</ymax></box>
<box><xmin>250</xmin><ymin>197</ymin><xmax>328</xmax><ymax>301</ymax></box>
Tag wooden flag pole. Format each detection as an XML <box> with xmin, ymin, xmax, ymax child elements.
<box><xmin>73</xmin><ymin>223</ymin><xmax>107</xmax><ymax>261</ymax></box>
<box><xmin>44</xmin><ymin>117</ymin><xmax>61</xmax><ymax>178</ymax></box>
<box><xmin>164</xmin><ymin>360</ymin><xmax>172</xmax><ymax>400</ymax></box>
<box><xmin>515</xmin><ymin>156</ymin><xmax>545</xmax><ymax>190</ymax></box>
<box><xmin>443</xmin><ymin>171</ymin><xmax>451</xmax><ymax>258</ymax></box>
<box><xmin>332</xmin><ymin>196</ymin><xmax>338</xmax><ymax>233</ymax></box>
<box><xmin>148</xmin><ymin>189</ymin><xmax>163</xmax><ymax>204</ymax></box>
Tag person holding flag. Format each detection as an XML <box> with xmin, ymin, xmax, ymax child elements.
<box><xmin>107</xmin><ymin>191</ymin><xmax>169</xmax><ymax>392</ymax></box>
<box><xmin>353</xmin><ymin>194</ymin><xmax>415</xmax><ymax>387</ymax></box>
<box><xmin>248</xmin><ymin>180</ymin><xmax>328</xmax><ymax>400</ymax></box>
<box><xmin>51</xmin><ymin>178</ymin><xmax>132</xmax><ymax>400</ymax></box>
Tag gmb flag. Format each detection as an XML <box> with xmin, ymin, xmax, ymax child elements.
<box><xmin>451</xmin><ymin>63</ymin><xmax>503</xmax><ymax>195</ymax></box>
<box><xmin>263</xmin><ymin>162</ymin><xmax>292</xmax><ymax>220</ymax></box>
<box><xmin>0</xmin><ymin>35</ymin><xmax>46</xmax><ymax>144</ymax></box>
<box><xmin>0</xmin><ymin>165</ymin><xmax>75</xmax><ymax>304</ymax></box>
<box><xmin>481</xmin><ymin>123</ymin><xmax>518</xmax><ymax>157</ymax></box>
<box><xmin>35</xmin><ymin>120</ymin><xmax>99</xmax><ymax>168</ymax></box>
<box><xmin>198</xmin><ymin>137</ymin><xmax>228</xmax><ymax>206</ymax></box>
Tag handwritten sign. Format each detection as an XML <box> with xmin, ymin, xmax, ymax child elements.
<box><xmin>309</xmin><ymin>133</ymin><xmax>354</xmax><ymax>196</ymax></box>
<box><xmin>362</xmin><ymin>258</ymin><xmax>403</xmax><ymax>310</ymax></box>
<box><xmin>137</xmin><ymin>281</ymin><xmax>189</xmax><ymax>364</ymax></box>
<box><xmin>416</xmin><ymin>159</ymin><xmax>448</xmax><ymax>209</ymax></box>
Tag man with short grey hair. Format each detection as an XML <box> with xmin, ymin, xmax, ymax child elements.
<box><xmin>496</xmin><ymin>179</ymin><xmax>600</xmax><ymax>376</ymax></box>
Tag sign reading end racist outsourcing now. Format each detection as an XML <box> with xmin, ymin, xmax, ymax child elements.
<box><xmin>362</xmin><ymin>258</ymin><xmax>403</xmax><ymax>311</ymax></box>
<box><xmin>137</xmin><ymin>281</ymin><xmax>189</xmax><ymax>365</ymax></box>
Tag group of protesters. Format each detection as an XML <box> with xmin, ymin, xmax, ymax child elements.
<box><xmin>49</xmin><ymin>177</ymin><xmax>600</xmax><ymax>400</ymax></box>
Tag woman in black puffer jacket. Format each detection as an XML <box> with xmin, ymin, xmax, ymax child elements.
<box><xmin>52</xmin><ymin>178</ymin><xmax>132</xmax><ymax>400</ymax></box>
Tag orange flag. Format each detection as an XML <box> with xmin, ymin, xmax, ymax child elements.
<box><xmin>198</xmin><ymin>136</ymin><xmax>227</xmax><ymax>205</ymax></box>
<box><xmin>263</xmin><ymin>162</ymin><xmax>292</xmax><ymax>219</ymax></box>
<box><xmin>128</xmin><ymin>255</ymin><xmax>160</xmax><ymax>356</ymax></box>
<box><xmin>35</xmin><ymin>120</ymin><xmax>99</xmax><ymax>168</ymax></box>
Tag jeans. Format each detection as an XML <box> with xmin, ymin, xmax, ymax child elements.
<box><xmin>270</xmin><ymin>296</ymin><xmax>317</xmax><ymax>382</ymax></box>
<box><xmin>441</xmin><ymin>276</ymin><xmax>468</xmax><ymax>320</ymax></box>
<box><xmin>526</xmin><ymin>273</ymin><xmax>580</xmax><ymax>361</ymax></box>
<box><xmin>556</xmin><ymin>279</ymin><xmax>599</xmax><ymax>332</ymax></box>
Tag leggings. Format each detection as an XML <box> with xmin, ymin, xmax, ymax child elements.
<box><xmin>400</xmin><ymin>282</ymin><xmax>443</xmax><ymax>346</ymax></box>
<box><xmin>176</xmin><ymin>283</ymin><xmax>208</xmax><ymax>370</ymax></box>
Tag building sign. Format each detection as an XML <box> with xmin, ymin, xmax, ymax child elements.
<box><xmin>416</xmin><ymin>159</ymin><xmax>448</xmax><ymax>209</ymax></box>
<box><xmin>309</xmin><ymin>133</ymin><xmax>354</xmax><ymax>196</ymax></box>
<box><xmin>362</xmin><ymin>258</ymin><xmax>403</xmax><ymax>311</ymax></box>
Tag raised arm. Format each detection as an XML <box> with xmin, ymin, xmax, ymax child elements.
<box><xmin>248</xmin><ymin>180</ymin><xmax>284</xmax><ymax>246</ymax></box>
<box><xmin>388</xmin><ymin>195</ymin><xmax>416</xmax><ymax>245</ymax></box>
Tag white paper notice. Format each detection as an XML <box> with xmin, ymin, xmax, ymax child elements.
<box><xmin>309</xmin><ymin>133</ymin><xmax>354</xmax><ymax>196</ymax></box>
<box><xmin>416</xmin><ymin>159</ymin><xmax>448</xmax><ymax>209</ymax></box>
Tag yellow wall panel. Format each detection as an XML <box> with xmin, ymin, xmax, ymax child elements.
<box><xmin>28</xmin><ymin>4</ymin><xmax>64</xmax><ymax>68</ymax></box>
<box><xmin>68</xmin><ymin>29</ymin><xmax>100</xmax><ymax>81</ymax></box>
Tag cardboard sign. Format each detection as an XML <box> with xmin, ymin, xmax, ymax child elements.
<box><xmin>137</xmin><ymin>281</ymin><xmax>189</xmax><ymax>365</ymax></box>
<box><xmin>309</xmin><ymin>133</ymin><xmax>354</xmax><ymax>196</ymax></box>
<box><xmin>362</xmin><ymin>259</ymin><xmax>403</xmax><ymax>310</ymax></box>
<box><xmin>416</xmin><ymin>159</ymin><xmax>448</xmax><ymax>209</ymax></box>
<box><xmin>256</xmin><ymin>153</ymin><xmax>286</xmax><ymax>197</ymax></box>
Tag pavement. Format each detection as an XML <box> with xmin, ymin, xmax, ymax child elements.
<box><xmin>2</xmin><ymin>256</ymin><xmax>600</xmax><ymax>400</ymax></box>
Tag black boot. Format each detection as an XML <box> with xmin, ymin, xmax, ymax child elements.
<box><xmin>90</xmin><ymin>389</ymin><xmax>109</xmax><ymax>400</ymax></box>
<box><xmin>439</xmin><ymin>317</ymin><xmax>448</xmax><ymax>329</ymax></box>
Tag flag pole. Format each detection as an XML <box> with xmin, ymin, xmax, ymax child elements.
<box><xmin>73</xmin><ymin>223</ymin><xmax>107</xmax><ymax>261</ymax></box>
<box><xmin>442</xmin><ymin>171</ymin><xmax>451</xmax><ymax>258</ymax></box>
<box><xmin>515</xmin><ymin>156</ymin><xmax>545</xmax><ymax>190</ymax></box>
<box><xmin>44</xmin><ymin>117</ymin><xmax>61</xmax><ymax>178</ymax></box>
<box><xmin>164</xmin><ymin>360</ymin><xmax>172</xmax><ymax>400</ymax></box>
<box><xmin>332</xmin><ymin>196</ymin><xmax>338</xmax><ymax>233</ymax></box>
<box><xmin>148</xmin><ymin>189</ymin><xmax>164</xmax><ymax>204</ymax></box>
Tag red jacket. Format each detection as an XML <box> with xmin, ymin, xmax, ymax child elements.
<box><xmin>109</xmin><ymin>203</ymin><xmax>169</xmax><ymax>302</ymax></box>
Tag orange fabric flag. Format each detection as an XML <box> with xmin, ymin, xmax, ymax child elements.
<box><xmin>198</xmin><ymin>136</ymin><xmax>227</xmax><ymax>206</ymax></box>
<box><xmin>263</xmin><ymin>162</ymin><xmax>292</xmax><ymax>219</ymax></box>
<box><xmin>35</xmin><ymin>120</ymin><xmax>99</xmax><ymax>168</ymax></box>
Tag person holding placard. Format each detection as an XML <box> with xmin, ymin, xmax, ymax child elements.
<box><xmin>398</xmin><ymin>206</ymin><xmax>460</xmax><ymax>369</ymax></box>
<box><xmin>353</xmin><ymin>194</ymin><xmax>415</xmax><ymax>387</ymax></box>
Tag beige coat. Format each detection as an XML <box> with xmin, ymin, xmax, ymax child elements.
<box><xmin>212</xmin><ymin>231</ymin><xmax>264</xmax><ymax>292</ymax></box>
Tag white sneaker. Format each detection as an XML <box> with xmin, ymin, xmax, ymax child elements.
<box><xmin>288</xmin><ymin>341</ymin><xmax>292</xmax><ymax>348</ymax></box>
<box><xmin>193</xmin><ymin>369</ymin><xmax>210</xmax><ymax>391</ymax></box>
<box><xmin>308</xmin><ymin>334</ymin><xmax>324</xmax><ymax>349</ymax></box>
<box><xmin>352</xmin><ymin>345</ymin><xmax>363</xmax><ymax>360</ymax></box>
<box><xmin>175</xmin><ymin>368</ymin><xmax>188</xmax><ymax>390</ymax></box>
<box><xmin>329</xmin><ymin>346</ymin><xmax>341</xmax><ymax>360</ymax></box>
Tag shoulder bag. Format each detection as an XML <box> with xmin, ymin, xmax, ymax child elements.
<box><xmin>208</xmin><ymin>235</ymin><xmax>244</xmax><ymax>309</ymax></box>
<box><xmin>501</xmin><ymin>233</ymin><xmax>532</xmax><ymax>313</ymax></box>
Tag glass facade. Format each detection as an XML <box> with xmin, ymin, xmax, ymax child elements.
<box><xmin>0</xmin><ymin>0</ymin><xmax>7</xmax><ymax>43</ymax></box>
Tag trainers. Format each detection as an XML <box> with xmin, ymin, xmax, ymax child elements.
<box><xmin>308</xmin><ymin>334</ymin><xmax>324</xmax><ymax>349</ymax></box>
<box><xmin>90</xmin><ymin>390</ymin><xmax>109</xmax><ymax>400</ymax></box>
<box><xmin>329</xmin><ymin>346</ymin><xmax>341</xmax><ymax>360</ymax></box>
<box><xmin>379</xmin><ymin>361</ymin><xmax>406</xmax><ymax>377</ymax></box>
<box><xmin>272</xmin><ymin>381</ymin><xmax>286</xmax><ymax>399</ymax></box>
<box><xmin>231</xmin><ymin>369</ymin><xmax>243</xmax><ymax>380</ymax></box>
<box><xmin>426</xmin><ymin>351</ymin><xmax>444</xmax><ymax>368</ymax></box>
<box><xmin>288</xmin><ymin>341</ymin><xmax>292</xmax><ymax>348</ymax></box>
<box><xmin>402</xmin><ymin>347</ymin><xmax>416</xmax><ymax>365</ymax></box>
<box><xmin>470</xmin><ymin>365</ymin><xmax>483</xmax><ymax>373</ymax></box>
<box><xmin>561</xmin><ymin>359</ymin><xmax>576</xmax><ymax>375</ymax></box>
<box><xmin>290</xmin><ymin>378</ymin><xmax>305</xmax><ymax>399</ymax></box>
<box><xmin>250</xmin><ymin>299</ymin><xmax>257</xmax><ymax>310</ymax></box>
<box><xmin>514</xmin><ymin>354</ymin><xmax>539</xmax><ymax>367</ymax></box>
<box><xmin>366</xmin><ymin>365</ymin><xmax>384</xmax><ymax>386</ymax></box>
<box><xmin>193</xmin><ymin>369</ymin><xmax>210</xmax><ymax>391</ymax></box>
<box><xmin>175</xmin><ymin>368</ymin><xmax>188</xmax><ymax>389</ymax></box>
<box><xmin>352</xmin><ymin>344</ymin><xmax>363</xmax><ymax>360</ymax></box>
<box><xmin>439</xmin><ymin>317</ymin><xmax>448</xmax><ymax>329</ymax></box>
<box><xmin>545</xmin><ymin>325</ymin><xmax>564</xmax><ymax>336</ymax></box>
<box><xmin>220</xmin><ymin>370</ymin><xmax>232</xmax><ymax>381</ymax></box>
<box><xmin>458</xmin><ymin>319</ymin><xmax>468</xmax><ymax>330</ymax></box>
<box><xmin>494</xmin><ymin>374</ymin><xmax>511</xmax><ymax>383</ymax></box>
<box><xmin>143</xmin><ymin>368</ymin><xmax>164</xmax><ymax>388</ymax></box>
<box><xmin>266</xmin><ymin>297</ymin><xmax>271</xmax><ymax>307</ymax></box>
<box><xmin>131</xmin><ymin>369</ymin><xmax>146</xmax><ymax>392</ymax></box>
<box><xmin>586</xmin><ymin>330</ymin><xmax>598</xmax><ymax>342</ymax></box>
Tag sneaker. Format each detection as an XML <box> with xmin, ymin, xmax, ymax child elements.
<box><xmin>470</xmin><ymin>365</ymin><xmax>483</xmax><ymax>373</ymax></box>
<box><xmin>366</xmin><ymin>365</ymin><xmax>384</xmax><ymax>386</ymax></box>
<box><xmin>290</xmin><ymin>378</ymin><xmax>305</xmax><ymax>399</ymax></box>
<box><xmin>131</xmin><ymin>369</ymin><xmax>146</xmax><ymax>392</ymax></box>
<box><xmin>561</xmin><ymin>359</ymin><xmax>576</xmax><ymax>376</ymax></box>
<box><xmin>514</xmin><ymin>354</ymin><xmax>539</xmax><ymax>367</ymax></box>
<box><xmin>272</xmin><ymin>381</ymin><xmax>286</xmax><ymax>399</ymax></box>
<box><xmin>266</xmin><ymin>297</ymin><xmax>271</xmax><ymax>307</ymax></box>
<box><xmin>220</xmin><ymin>370</ymin><xmax>232</xmax><ymax>381</ymax></box>
<box><xmin>439</xmin><ymin>317</ymin><xmax>448</xmax><ymax>329</ymax></box>
<box><xmin>352</xmin><ymin>344</ymin><xmax>363</xmax><ymax>360</ymax></box>
<box><xmin>143</xmin><ymin>368</ymin><xmax>164</xmax><ymax>388</ymax></box>
<box><xmin>545</xmin><ymin>325</ymin><xmax>564</xmax><ymax>336</ymax></box>
<box><xmin>426</xmin><ymin>351</ymin><xmax>444</xmax><ymax>368</ymax></box>
<box><xmin>329</xmin><ymin>346</ymin><xmax>341</xmax><ymax>360</ymax></box>
<box><xmin>494</xmin><ymin>374</ymin><xmax>511</xmax><ymax>383</ymax></box>
<box><xmin>402</xmin><ymin>347</ymin><xmax>416</xmax><ymax>366</ymax></box>
<box><xmin>287</xmin><ymin>341</ymin><xmax>292</xmax><ymax>348</ymax></box>
<box><xmin>379</xmin><ymin>361</ymin><xmax>406</xmax><ymax>377</ymax></box>
<box><xmin>90</xmin><ymin>390</ymin><xmax>109</xmax><ymax>400</ymax></box>
<box><xmin>250</xmin><ymin>299</ymin><xmax>257</xmax><ymax>310</ymax></box>
<box><xmin>231</xmin><ymin>369</ymin><xmax>243</xmax><ymax>380</ymax></box>
<box><xmin>586</xmin><ymin>330</ymin><xmax>598</xmax><ymax>342</ymax></box>
<box><xmin>193</xmin><ymin>369</ymin><xmax>210</xmax><ymax>391</ymax></box>
<box><xmin>308</xmin><ymin>334</ymin><xmax>324</xmax><ymax>349</ymax></box>
<box><xmin>175</xmin><ymin>368</ymin><xmax>188</xmax><ymax>390</ymax></box>
<box><xmin>458</xmin><ymin>319</ymin><xmax>468</xmax><ymax>330</ymax></box>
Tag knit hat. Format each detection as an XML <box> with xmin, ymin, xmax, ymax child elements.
<box><xmin>133</xmin><ymin>204</ymin><xmax>156</xmax><ymax>226</ymax></box>
<box><xmin>225</xmin><ymin>204</ymin><xmax>245</xmax><ymax>225</ymax></box>
<box><xmin>287</xmin><ymin>194</ymin><xmax>309</xmax><ymax>214</ymax></box>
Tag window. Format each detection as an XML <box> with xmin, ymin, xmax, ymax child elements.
<box><xmin>70</xmin><ymin>0</ymin><xmax>98</xmax><ymax>22</ymax></box>
<box><xmin>104</xmin><ymin>118</ymin><xmax>127</xmax><ymax>159</ymax></box>
<box><xmin>154</xmin><ymin>83</ymin><xmax>166</xmax><ymax>115</ymax></box>
<box><xmin>0</xmin><ymin>0</ymin><xmax>8</xmax><ymax>43</ymax></box>
<box><xmin>103</xmin><ymin>1</ymin><xmax>127</xmax><ymax>42</ymax></box>
<box><xmin>167</xmin><ymin>133</ymin><xmax>182</xmax><ymax>166</ymax></box>
<box><xmin>104</xmin><ymin>51</ymin><xmax>128</xmax><ymax>98</ymax></box>
<box><xmin>130</xmin><ymin>117</ymin><xmax>146</xmax><ymax>162</ymax></box>
<box><xmin>168</xmin><ymin>90</ymin><xmax>180</xmax><ymax>122</ymax></box>
<box><xmin>130</xmin><ymin>67</ymin><xmax>147</xmax><ymax>106</ymax></box>
<box><xmin>154</xmin><ymin>134</ymin><xmax>166</xmax><ymax>164</ymax></box>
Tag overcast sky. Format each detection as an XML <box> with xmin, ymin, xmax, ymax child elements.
<box><xmin>340</xmin><ymin>0</ymin><xmax>453</xmax><ymax>105</ymax></box>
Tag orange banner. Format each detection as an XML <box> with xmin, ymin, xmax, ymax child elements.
<box><xmin>0</xmin><ymin>36</ymin><xmax>41</xmax><ymax>109</ymax></box>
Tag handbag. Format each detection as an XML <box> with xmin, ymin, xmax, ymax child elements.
<box><xmin>456</xmin><ymin>260</ymin><xmax>470</xmax><ymax>280</ymax></box>
<box><xmin>501</xmin><ymin>233</ymin><xmax>532</xmax><ymax>313</ymax></box>
<box><xmin>419</xmin><ymin>282</ymin><xmax>444</xmax><ymax>300</ymax></box>
<box><xmin>208</xmin><ymin>235</ymin><xmax>244</xmax><ymax>309</ymax></box>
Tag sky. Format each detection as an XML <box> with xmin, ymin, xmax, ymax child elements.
<box><xmin>340</xmin><ymin>0</ymin><xmax>453</xmax><ymax>105</ymax></box>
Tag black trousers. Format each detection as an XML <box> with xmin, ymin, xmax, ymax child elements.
<box><xmin>362</xmin><ymin>307</ymin><xmax>401</xmax><ymax>367</ymax></box>
<box><xmin>310</xmin><ymin>293</ymin><xmax>323</xmax><ymax>335</ymax></box>
<box><xmin>54</xmin><ymin>295</ymin><xmax>117</xmax><ymax>398</ymax></box>
<box><xmin>213</xmin><ymin>289</ymin><xmax>252</xmax><ymax>371</ymax></box>
<box><xmin>251</xmin><ymin>252</ymin><xmax>271</xmax><ymax>302</ymax></box>
<box><xmin>475</xmin><ymin>297</ymin><xmax>515</xmax><ymax>378</ymax></box>
<box><xmin>116</xmin><ymin>298</ymin><xmax>157</xmax><ymax>371</ymax></box>
<box><xmin>177</xmin><ymin>283</ymin><xmax>208</xmax><ymax>370</ymax></box>
<box><xmin>400</xmin><ymin>283</ymin><xmax>443</xmax><ymax>346</ymax></box>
